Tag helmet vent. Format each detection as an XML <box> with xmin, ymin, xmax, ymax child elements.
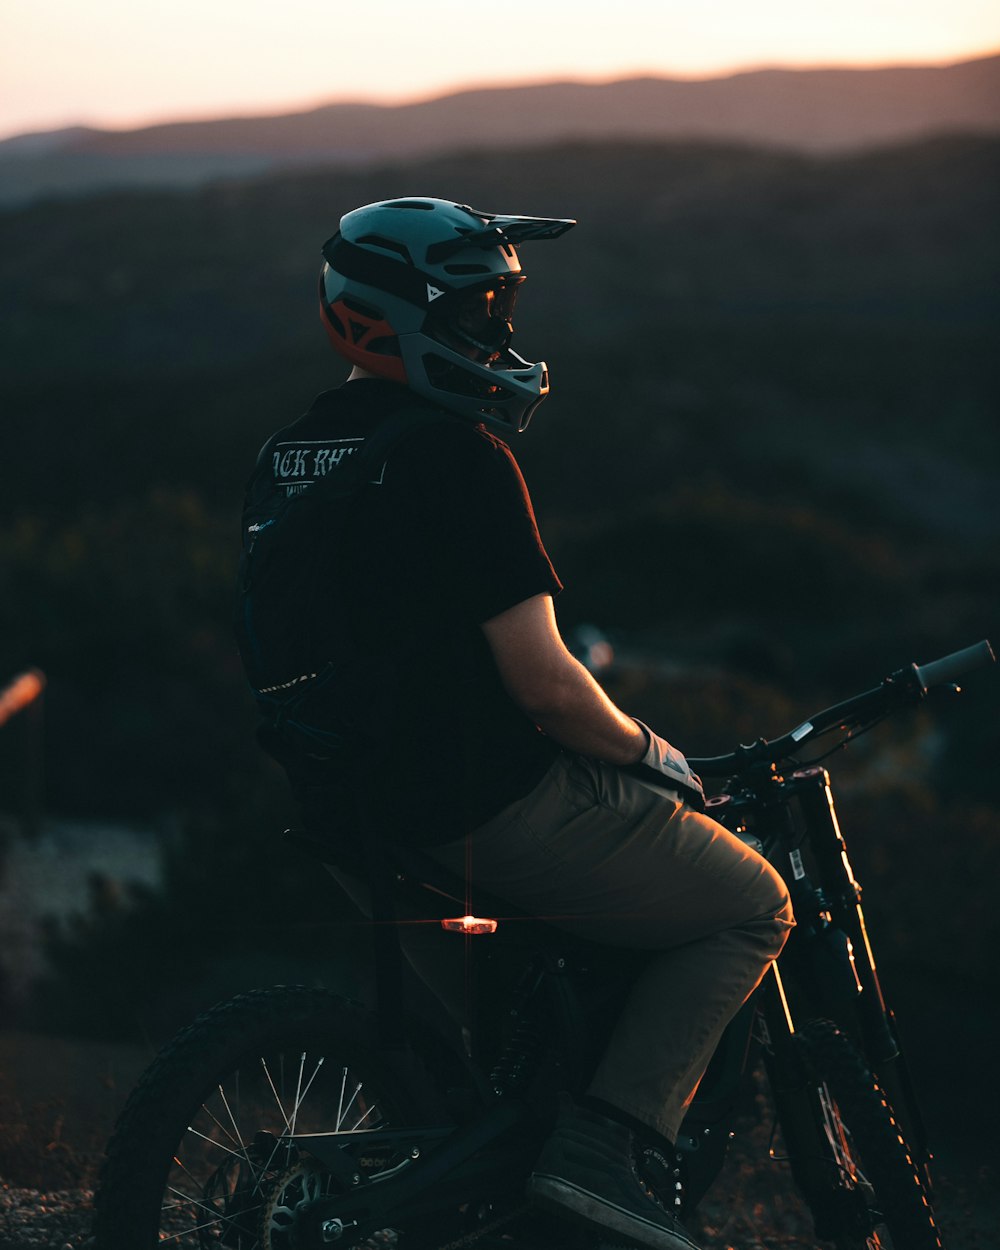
<box><xmin>443</xmin><ymin>263</ymin><xmax>492</xmax><ymax>275</ymax></box>
<box><xmin>385</xmin><ymin>200</ymin><xmax>436</xmax><ymax>210</ymax></box>
<box><xmin>356</xmin><ymin>234</ymin><xmax>413</xmax><ymax>264</ymax></box>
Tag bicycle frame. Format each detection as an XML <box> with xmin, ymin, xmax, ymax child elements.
<box><xmin>705</xmin><ymin>762</ymin><xmax>933</xmax><ymax>1181</ymax></box>
<box><xmin>286</xmin><ymin>640</ymin><xmax>994</xmax><ymax>1239</ymax></box>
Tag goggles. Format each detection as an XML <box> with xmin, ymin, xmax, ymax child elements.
<box><xmin>431</xmin><ymin>277</ymin><xmax>525</xmax><ymax>359</ymax></box>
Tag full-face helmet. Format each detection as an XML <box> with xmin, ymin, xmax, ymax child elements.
<box><xmin>319</xmin><ymin>198</ymin><xmax>575</xmax><ymax>434</ymax></box>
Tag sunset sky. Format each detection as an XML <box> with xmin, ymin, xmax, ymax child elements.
<box><xmin>3</xmin><ymin>0</ymin><xmax>999</xmax><ymax>141</ymax></box>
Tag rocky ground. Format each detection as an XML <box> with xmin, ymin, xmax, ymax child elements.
<box><xmin>0</xmin><ymin>1142</ymin><xmax>994</xmax><ymax>1250</ymax></box>
<box><xmin>0</xmin><ymin>1183</ymin><xmax>88</xmax><ymax>1250</ymax></box>
<box><xmin>0</xmin><ymin>1029</ymin><xmax>995</xmax><ymax>1250</ymax></box>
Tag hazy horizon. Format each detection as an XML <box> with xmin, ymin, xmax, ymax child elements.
<box><xmin>4</xmin><ymin>0</ymin><xmax>999</xmax><ymax>144</ymax></box>
<box><xmin>4</xmin><ymin>46</ymin><xmax>999</xmax><ymax>145</ymax></box>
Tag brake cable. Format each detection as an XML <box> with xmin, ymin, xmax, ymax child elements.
<box><xmin>788</xmin><ymin>711</ymin><xmax>894</xmax><ymax>770</ymax></box>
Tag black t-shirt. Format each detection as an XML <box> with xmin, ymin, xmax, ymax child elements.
<box><xmin>248</xmin><ymin>378</ymin><xmax>562</xmax><ymax>845</ymax></box>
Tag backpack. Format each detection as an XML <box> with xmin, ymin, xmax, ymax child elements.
<box><xmin>234</xmin><ymin>404</ymin><xmax>455</xmax><ymax>759</ymax></box>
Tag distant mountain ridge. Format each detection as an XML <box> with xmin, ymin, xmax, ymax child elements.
<box><xmin>2</xmin><ymin>52</ymin><xmax>998</xmax><ymax>205</ymax></box>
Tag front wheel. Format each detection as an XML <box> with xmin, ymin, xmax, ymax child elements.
<box><xmin>92</xmin><ymin>985</ymin><xmax>442</xmax><ymax>1249</ymax></box>
<box><xmin>792</xmin><ymin>1019</ymin><xmax>944</xmax><ymax>1250</ymax></box>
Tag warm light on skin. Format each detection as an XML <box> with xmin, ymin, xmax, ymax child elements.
<box><xmin>2</xmin><ymin>0</ymin><xmax>999</xmax><ymax>139</ymax></box>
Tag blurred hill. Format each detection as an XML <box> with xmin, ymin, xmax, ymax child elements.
<box><xmin>2</xmin><ymin>132</ymin><xmax>998</xmax><ymax>816</ymax></box>
<box><xmin>1</xmin><ymin>52</ymin><xmax>999</xmax><ymax>205</ymax></box>
<box><xmin>1</xmin><ymin>134</ymin><xmax>998</xmax><ymax>1048</ymax></box>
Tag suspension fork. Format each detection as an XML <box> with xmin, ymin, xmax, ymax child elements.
<box><xmin>755</xmin><ymin>959</ymin><xmax>842</xmax><ymax>1221</ymax></box>
<box><xmin>792</xmin><ymin>767</ymin><xmax>932</xmax><ymax>1176</ymax></box>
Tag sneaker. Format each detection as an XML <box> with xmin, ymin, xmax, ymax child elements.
<box><xmin>527</xmin><ymin>1096</ymin><xmax>700</xmax><ymax>1250</ymax></box>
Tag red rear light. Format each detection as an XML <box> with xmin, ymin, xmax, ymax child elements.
<box><xmin>441</xmin><ymin>915</ymin><xmax>498</xmax><ymax>936</ymax></box>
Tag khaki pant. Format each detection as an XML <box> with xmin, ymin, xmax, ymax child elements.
<box><xmin>428</xmin><ymin>751</ymin><xmax>794</xmax><ymax>1143</ymax></box>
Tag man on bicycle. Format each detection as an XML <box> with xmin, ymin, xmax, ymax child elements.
<box><xmin>236</xmin><ymin>197</ymin><xmax>793</xmax><ymax>1250</ymax></box>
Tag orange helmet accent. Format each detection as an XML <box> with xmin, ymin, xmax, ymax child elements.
<box><xmin>319</xmin><ymin>293</ymin><xmax>408</xmax><ymax>385</ymax></box>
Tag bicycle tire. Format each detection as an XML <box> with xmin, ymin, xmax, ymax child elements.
<box><xmin>793</xmin><ymin>1018</ymin><xmax>944</xmax><ymax>1250</ymax></box>
<box><xmin>91</xmin><ymin>985</ymin><xmax>443</xmax><ymax>1249</ymax></box>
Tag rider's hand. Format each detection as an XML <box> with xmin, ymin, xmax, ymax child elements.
<box><xmin>631</xmin><ymin>718</ymin><xmax>706</xmax><ymax>809</ymax></box>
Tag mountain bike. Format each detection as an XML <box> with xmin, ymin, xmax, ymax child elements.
<box><xmin>91</xmin><ymin>639</ymin><xmax>994</xmax><ymax>1250</ymax></box>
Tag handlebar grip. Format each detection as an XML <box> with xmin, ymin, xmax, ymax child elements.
<box><xmin>912</xmin><ymin>639</ymin><xmax>995</xmax><ymax>693</ymax></box>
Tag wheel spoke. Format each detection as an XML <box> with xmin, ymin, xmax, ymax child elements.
<box><xmin>288</xmin><ymin>1051</ymin><xmax>307</xmax><ymax>1137</ymax></box>
<box><xmin>351</xmin><ymin>1102</ymin><xmax>379</xmax><ymax>1131</ymax></box>
<box><xmin>261</xmin><ymin>1056</ymin><xmax>292</xmax><ymax>1132</ymax></box>
<box><xmin>200</xmin><ymin>1099</ymin><xmax>245</xmax><ymax>1154</ymax></box>
<box><xmin>216</xmin><ymin>1082</ymin><xmax>259</xmax><ymax>1183</ymax></box>
<box><xmin>182</xmin><ymin>1124</ymin><xmax>253</xmax><ymax>1163</ymax></box>
<box><xmin>340</xmin><ymin>1081</ymin><xmax>363</xmax><ymax>1129</ymax></box>
<box><xmin>92</xmin><ymin>990</ymin><xmax>411</xmax><ymax>1249</ymax></box>
<box><xmin>167</xmin><ymin>1154</ymin><xmax>203</xmax><ymax>1196</ymax></box>
<box><xmin>157</xmin><ymin>1211</ymin><xmax>257</xmax><ymax>1244</ymax></box>
<box><xmin>336</xmin><ymin>1065</ymin><xmax>348</xmax><ymax>1130</ymax></box>
<box><xmin>163</xmin><ymin>1183</ymin><xmax>263</xmax><ymax>1232</ymax></box>
<box><xmin>296</xmin><ymin>1054</ymin><xmax>326</xmax><ymax>1117</ymax></box>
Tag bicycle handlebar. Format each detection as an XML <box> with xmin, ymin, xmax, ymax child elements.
<box><xmin>687</xmin><ymin>639</ymin><xmax>995</xmax><ymax>779</ymax></box>
<box><xmin>912</xmin><ymin>639</ymin><xmax>995</xmax><ymax>693</ymax></box>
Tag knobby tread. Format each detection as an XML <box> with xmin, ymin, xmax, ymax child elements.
<box><xmin>91</xmin><ymin>984</ymin><xmax>412</xmax><ymax>1249</ymax></box>
<box><xmin>795</xmin><ymin>1018</ymin><xmax>944</xmax><ymax>1250</ymax></box>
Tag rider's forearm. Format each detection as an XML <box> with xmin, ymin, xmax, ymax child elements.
<box><xmin>514</xmin><ymin>655</ymin><xmax>647</xmax><ymax>765</ymax></box>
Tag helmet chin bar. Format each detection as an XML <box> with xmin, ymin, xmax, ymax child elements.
<box><xmin>406</xmin><ymin>335</ymin><xmax>549</xmax><ymax>435</ymax></box>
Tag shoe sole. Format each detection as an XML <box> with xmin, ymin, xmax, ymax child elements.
<box><xmin>527</xmin><ymin>1172</ymin><xmax>700</xmax><ymax>1250</ymax></box>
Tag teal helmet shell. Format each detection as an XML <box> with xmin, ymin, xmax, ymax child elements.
<box><xmin>319</xmin><ymin>197</ymin><xmax>575</xmax><ymax>434</ymax></box>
